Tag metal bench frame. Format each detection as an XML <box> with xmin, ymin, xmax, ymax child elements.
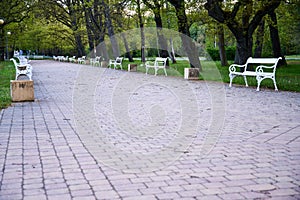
<box><xmin>229</xmin><ymin>57</ymin><xmax>282</xmax><ymax>91</ymax></box>
<box><xmin>145</xmin><ymin>57</ymin><xmax>168</xmax><ymax>76</ymax></box>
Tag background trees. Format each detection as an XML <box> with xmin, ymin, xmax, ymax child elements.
<box><xmin>1</xmin><ymin>0</ymin><xmax>299</xmax><ymax>64</ymax></box>
<box><xmin>0</xmin><ymin>0</ymin><xmax>36</xmax><ymax>61</ymax></box>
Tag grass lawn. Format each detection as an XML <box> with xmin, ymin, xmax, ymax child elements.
<box><xmin>123</xmin><ymin>59</ymin><xmax>300</xmax><ymax>92</ymax></box>
<box><xmin>0</xmin><ymin>61</ymin><xmax>15</xmax><ymax>110</ymax></box>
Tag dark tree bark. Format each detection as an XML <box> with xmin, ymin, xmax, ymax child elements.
<box><xmin>102</xmin><ymin>0</ymin><xmax>120</xmax><ymax>58</ymax></box>
<box><xmin>121</xmin><ymin>32</ymin><xmax>134</xmax><ymax>62</ymax></box>
<box><xmin>115</xmin><ymin>6</ymin><xmax>134</xmax><ymax>62</ymax></box>
<box><xmin>268</xmin><ymin>10</ymin><xmax>287</xmax><ymax>66</ymax></box>
<box><xmin>83</xmin><ymin>0</ymin><xmax>109</xmax><ymax>60</ymax></box>
<box><xmin>205</xmin><ymin>0</ymin><xmax>281</xmax><ymax>65</ymax></box>
<box><xmin>142</xmin><ymin>0</ymin><xmax>169</xmax><ymax>58</ymax></box>
<box><xmin>82</xmin><ymin>0</ymin><xmax>95</xmax><ymax>57</ymax></box>
<box><xmin>67</xmin><ymin>0</ymin><xmax>85</xmax><ymax>57</ymax></box>
<box><xmin>166</xmin><ymin>2</ymin><xmax>176</xmax><ymax>64</ymax></box>
<box><xmin>167</xmin><ymin>0</ymin><xmax>201</xmax><ymax>70</ymax></box>
<box><xmin>217</xmin><ymin>24</ymin><xmax>228</xmax><ymax>66</ymax></box>
<box><xmin>137</xmin><ymin>0</ymin><xmax>146</xmax><ymax>63</ymax></box>
<box><xmin>254</xmin><ymin>19</ymin><xmax>265</xmax><ymax>58</ymax></box>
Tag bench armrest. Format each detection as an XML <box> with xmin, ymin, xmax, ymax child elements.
<box><xmin>229</xmin><ymin>64</ymin><xmax>246</xmax><ymax>73</ymax></box>
<box><xmin>17</xmin><ymin>64</ymin><xmax>32</xmax><ymax>71</ymax></box>
<box><xmin>145</xmin><ymin>61</ymin><xmax>155</xmax><ymax>67</ymax></box>
<box><xmin>255</xmin><ymin>65</ymin><xmax>275</xmax><ymax>74</ymax></box>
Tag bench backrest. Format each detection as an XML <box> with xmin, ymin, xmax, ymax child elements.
<box><xmin>10</xmin><ymin>58</ymin><xmax>30</xmax><ymax>72</ymax></box>
<box><xmin>245</xmin><ymin>57</ymin><xmax>282</xmax><ymax>72</ymax></box>
<box><xmin>10</xmin><ymin>58</ymin><xmax>19</xmax><ymax>67</ymax></box>
<box><xmin>154</xmin><ymin>57</ymin><xmax>167</xmax><ymax>67</ymax></box>
<box><xmin>95</xmin><ymin>56</ymin><xmax>101</xmax><ymax>61</ymax></box>
<box><xmin>246</xmin><ymin>57</ymin><xmax>281</xmax><ymax>64</ymax></box>
<box><xmin>116</xmin><ymin>57</ymin><xmax>123</xmax><ymax>64</ymax></box>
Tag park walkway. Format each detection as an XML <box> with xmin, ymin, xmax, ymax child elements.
<box><xmin>0</xmin><ymin>60</ymin><xmax>299</xmax><ymax>200</ymax></box>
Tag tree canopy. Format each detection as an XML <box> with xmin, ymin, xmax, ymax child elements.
<box><xmin>0</xmin><ymin>0</ymin><xmax>299</xmax><ymax>64</ymax></box>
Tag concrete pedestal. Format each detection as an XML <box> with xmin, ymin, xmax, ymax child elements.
<box><xmin>101</xmin><ymin>61</ymin><xmax>108</xmax><ymax>68</ymax></box>
<box><xmin>128</xmin><ymin>64</ymin><xmax>137</xmax><ymax>72</ymax></box>
<box><xmin>184</xmin><ymin>68</ymin><xmax>200</xmax><ymax>80</ymax></box>
<box><xmin>10</xmin><ymin>80</ymin><xmax>34</xmax><ymax>102</ymax></box>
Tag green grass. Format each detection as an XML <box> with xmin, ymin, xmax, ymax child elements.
<box><xmin>122</xmin><ymin>58</ymin><xmax>300</xmax><ymax>92</ymax></box>
<box><xmin>0</xmin><ymin>61</ymin><xmax>15</xmax><ymax>110</ymax></box>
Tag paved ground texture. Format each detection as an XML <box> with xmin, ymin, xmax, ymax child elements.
<box><xmin>0</xmin><ymin>60</ymin><xmax>299</xmax><ymax>200</ymax></box>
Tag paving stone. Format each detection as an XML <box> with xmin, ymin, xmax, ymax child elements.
<box><xmin>0</xmin><ymin>60</ymin><xmax>299</xmax><ymax>200</ymax></box>
<box><xmin>269</xmin><ymin>188</ymin><xmax>299</xmax><ymax>197</ymax></box>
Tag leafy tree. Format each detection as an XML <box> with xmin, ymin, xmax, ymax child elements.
<box><xmin>142</xmin><ymin>0</ymin><xmax>169</xmax><ymax>59</ymax></box>
<box><xmin>114</xmin><ymin>2</ymin><xmax>134</xmax><ymax>62</ymax></box>
<box><xmin>37</xmin><ymin>0</ymin><xmax>86</xmax><ymax>56</ymax></box>
<box><xmin>205</xmin><ymin>0</ymin><xmax>282</xmax><ymax>64</ymax></box>
<box><xmin>0</xmin><ymin>0</ymin><xmax>35</xmax><ymax>60</ymax></box>
<box><xmin>167</xmin><ymin>0</ymin><xmax>202</xmax><ymax>70</ymax></box>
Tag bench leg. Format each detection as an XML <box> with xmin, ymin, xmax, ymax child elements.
<box><xmin>229</xmin><ymin>74</ymin><xmax>235</xmax><ymax>87</ymax></box>
<box><xmin>243</xmin><ymin>75</ymin><xmax>249</xmax><ymax>87</ymax></box>
<box><xmin>164</xmin><ymin>68</ymin><xmax>167</xmax><ymax>76</ymax></box>
<box><xmin>256</xmin><ymin>76</ymin><xmax>262</xmax><ymax>91</ymax></box>
<box><xmin>273</xmin><ymin>77</ymin><xmax>278</xmax><ymax>91</ymax></box>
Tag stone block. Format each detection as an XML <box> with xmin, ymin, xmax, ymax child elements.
<box><xmin>184</xmin><ymin>68</ymin><xmax>200</xmax><ymax>80</ymax></box>
<box><xmin>101</xmin><ymin>61</ymin><xmax>108</xmax><ymax>68</ymax></box>
<box><xmin>128</xmin><ymin>64</ymin><xmax>137</xmax><ymax>72</ymax></box>
<box><xmin>10</xmin><ymin>80</ymin><xmax>34</xmax><ymax>102</ymax></box>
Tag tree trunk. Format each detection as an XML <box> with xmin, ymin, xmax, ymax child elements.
<box><xmin>254</xmin><ymin>19</ymin><xmax>265</xmax><ymax>58</ymax></box>
<box><xmin>167</xmin><ymin>0</ymin><xmax>201</xmax><ymax>70</ymax></box>
<box><xmin>142</xmin><ymin>0</ymin><xmax>169</xmax><ymax>58</ymax></box>
<box><xmin>0</xmin><ymin>29</ymin><xmax>4</xmax><ymax>61</ymax></box>
<box><xmin>89</xmin><ymin>0</ymin><xmax>108</xmax><ymax>59</ymax></box>
<box><xmin>84</xmin><ymin>7</ymin><xmax>95</xmax><ymax>57</ymax></box>
<box><xmin>74</xmin><ymin>33</ymin><xmax>85</xmax><ymax>57</ymax></box>
<box><xmin>166</xmin><ymin>2</ymin><xmax>176</xmax><ymax>64</ymax></box>
<box><xmin>236</xmin><ymin>35</ymin><xmax>253</xmax><ymax>65</ymax></box>
<box><xmin>115</xmin><ymin>15</ymin><xmax>134</xmax><ymax>62</ymax></box>
<box><xmin>217</xmin><ymin>24</ymin><xmax>228</xmax><ymax>66</ymax></box>
<box><xmin>96</xmin><ymin>35</ymin><xmax>109</xmax><ymax>61</ymax></box>
<box><xmin>137</xmin><ymin>0</ymin><xmax>146</xmax><ymax>63</ymax></box>
<box><xmin>121</xmin><ymin>32</ymin><xmax>134</xmax><ymax>62</ymax></box>
<box><xmin>154</xmin><ymin>14</ymin><xmax>169</xmax><ymax>58</ymax></box>
<box><xmin>169</xmin><ymin>37</ymin><xmax>176</xmax><ymax>63</ymax></box>
<box><xmin>268</xmin><ymin>11</ymin><xmax>286</xmax><ymax>66</ymax></box>
<box><xmin>102</xmin><ymin>0</ymin><xmax>120</xmax><ymax>58</ymax></box>
<box><xmin>68</xmin><ymin>0</ymin><xmax>85</xmax><ymax>57</ymax></box>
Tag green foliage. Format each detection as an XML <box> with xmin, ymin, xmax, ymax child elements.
<box><xmin>207</xmin><ymin>46</ymin><xmax>236</xmax><ymax>61</ymax></box>
<box><xmin>0</xmin><ymin>61</ymin><xmax>15</xmax><ymax>110</ymax></box>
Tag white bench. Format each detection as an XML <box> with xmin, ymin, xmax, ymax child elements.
<box><xmin>109</xmin><ymin>57</ymin><xmax>123</xmax><ymax>70</ymax></box>
<box><xmin>145</xmin><ymin>57</ymin><xmax>168</xmax><ymax>76</ymax></box>
<box><xmin>78</xmin><ymin>56</ymin><xmax>86</xmax><ymax>64</ymax></box>
<box><xmin>229</xmin><ymin>57</ymin><xmax>282</xmax><ymax>91</ymax></box>
<box><xmin>69</xmin><ymin>56</ymin><xmax>76</xmax><ymax>63</ymax></box>
<box><xmin>90</xmin><ymin>56</ymin><xmax>101</xmax><ymax>67</ymax></box>
<box><xmin>10</xmin><ymin>58</ymin><xmax>33</xmax><ymax>80</ymax></box>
